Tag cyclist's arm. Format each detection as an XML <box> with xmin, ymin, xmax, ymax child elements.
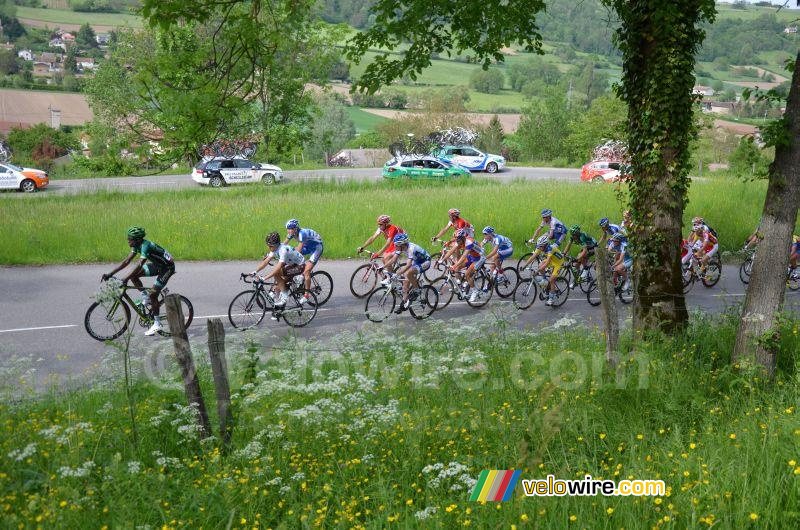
<box><xmin>442</xmin><ymin>243</ymin><xmax>460</xmax><ymax>262</ymax></box>
<box><xmin>562</xmin><ymin>239</ymin><xmax>573</xmax><ymax>256</ymax></box>
<box><xmin>121</xmin><ymin>257</ymin><xmax>146</xmax><ymax>282</ymax></box>
<box><xmin>253</xmin><ymin>251</ymin><xmax>275</xmax><ymax>274</ymax></box>
<box><xmin>294</xmin><ymin>242</ymin><xmax>304</xmax><ymax>254</ymax></box>
<box><xmin>530</xmin><ymin>225</ymin><xmax>543</xmax><ymax>242</ymax></box>
<box><xmin>485</xmin><ymin>245</ymin><xmax>498</xmax><ymax>260</ymax></box>
<box><xmin>375</xmin><ymin>239</ymin><xmax>391</xmax><ymax>257</ymax></box>
<box><xmin>263</xmin><ymin>260</ymin><xmax>284</xmax><ymax>280</ymax></box>
<box><xmin>537</xmin><ymin>254</ymin><xmax>551</xmax><ymax>272</ymax></box>
<box><xmin>358</xmin><ymin>231</ymin><xmax>380</xmax><ymax>251</ymax></box>
<box><xmin>396</xmin><ymin>258</ymin><xmax>412</xmax><ymax>276</ymax></box>
<box><xmin>106</xmin><ymin>251</ymin><xmax>137</xmax><ymax>277</ymax></box>
<box><xmin>613</xmin><ymin>252</ymin><xmax>623</xmax><ymax>267</ymax></box>
<box><xmin>433</xmin><ymin>222</ymin><xmax>452</xmax><ymax>241</ymax></box>
<box><xmin>452</xmin><ymin>252</ymin><xmax>468</xmax><ymax>270</ymax></box>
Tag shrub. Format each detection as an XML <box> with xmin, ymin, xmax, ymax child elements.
<box><xmin>469</xmin><ymin>68</ymin><xmax>504</xmax><ymax>94</ymax></box>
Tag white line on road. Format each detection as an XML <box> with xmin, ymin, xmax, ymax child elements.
<box><xmin>0</xmin><ymin>324</ymin><xmax>78</xmax><ymax>334</ymax></box>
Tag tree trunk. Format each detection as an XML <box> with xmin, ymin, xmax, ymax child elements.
<box><xmin>595</xmin><ymin>245</ymin><xmax>619</xmax><ymax>367</ymax></box>
<box><xmin>207</xmin><ymin>318</ymin><xmax>233</xmax><ymax>448</ymax></box>
<box><xmin>732</xmin><ymin>51</ymin><xmax>800</xmax><ymax>376</ymax></box>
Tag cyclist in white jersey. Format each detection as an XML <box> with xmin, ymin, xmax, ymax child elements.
<box><xmin>391</xmin><ymin>233</ymin><xmax>431</xmax><ymax>313</ymax></box>
<box><xmin>284</xmin><ymin>219</ymin><xmax>323</xmax><ymax>302</ymax></box>
<box><xmin>251</xmin><ymin>232</ymin><xmax>306</xmax><ymax>309</ymax></box>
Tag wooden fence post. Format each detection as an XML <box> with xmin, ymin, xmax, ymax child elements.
<box><xmin>207</xmin><ymin>318</ymin><xmax>233</xmax><ymax>447</ymax></box>
<box><xmin>165</xmin><ymin>294</ymin><xmax>212</xmax><ymax>439</ymax></box>
<box><xmin>595</xmin><ymin>245</ymin><xmax>619</xmax><ymax>368</ymax></box>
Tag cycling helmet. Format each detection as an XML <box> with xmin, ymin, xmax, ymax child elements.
<box><xmin>393</xmin><ymin>233</ymin><xmax>409</xmax><ymax>245</ymax></box>
<box><xmin>266</xmin><ymin>232</ymin><xmax>281</xmax><ymax>246</ymax></box>
<box><xmin>285</xmin><ymin>219</ymin><xmax>300</xmax><ymax>230</ymax></box>
<box><xmin>541</xmin><ymin>208</ymin><xmax>552</xmax><ymax>217</ymax></box>
<box><xmin>599</xmin><ymin>217</ymin><xmax>610</xmax><ymax>227</ymax></box>
<box><xmin>455</xmin><ymin>228</ymin><xmax>468</xmax><ymax>240</ymax></box>
<box><xmin>570</xmin><ymin>224</ymin><xmax>581</xmax><ymax>235</ymax></box>
<box><xmin>448</xmin><ymin>208</ymin><xmax>460</xmax><ymax>217</ymax></box>
<box><xmin>536</xmin><ymin>235</ymin><xmax>550</xmax><ymax>248</ymax></box>
<box><xmin>482</xmin><ymin>226</ymin><xmax>495</xmax><ymax>235</ymax></box>
<box><xmin>127</xmin><ymin>226</ymin><xmax>145</xmax><ymax>240</ymax></box>
<box><xmin>692</xmin><ymin>216</ymin><xmax>704</xmax><ymax>225</ymax></box>
<box><xmin>377</xmin><ymin>214</ymin><xmax>391</xmax><ymax>225</ymax></box>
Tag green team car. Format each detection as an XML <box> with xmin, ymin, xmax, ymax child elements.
<box><xmin>382</xmin><ymin>156</ymin><xmax>471</xmax><ymax>180</ymax></box>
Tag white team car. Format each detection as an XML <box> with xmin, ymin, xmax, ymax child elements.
<box><xmin>0</xmin><ymin>162</ymin><xmax>49</xmax><ymax>192</ymax></box>
<box><xmin>434</xmin><ymin>145</ymin><xmax>505</xmax><ymax>173</ymax></box>
<box><xmin>192</xmin><ymin>157</ymin><xmax>283</xmax><ymax>187</ymax></box>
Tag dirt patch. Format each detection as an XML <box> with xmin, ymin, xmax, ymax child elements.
<box><xmin>742</xmin><ymin>66</ymin><xmax>789</xmax><ymax>83</ymax></box>
<box><xmin>727</xmin><ymin>81</ymin><xmax>782</xmax><ymax>90</ymax></box>
<box><xmin>0</xmin><ymin>89</ymin><xmax>92</xmax><ymax>126</ymax></box>
<box><xmin>713</xmin><ymin>119</ymin><xmax>757</xmax><ymax>136</ymax></box>
<box><xmin>361</xmin><ymin>108</ymin><xmax>522</xmax><ymax>132</ymax></box>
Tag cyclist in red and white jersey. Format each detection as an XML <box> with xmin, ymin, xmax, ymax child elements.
<box><xmin>357</xmin><ymin>214</ymin><xmax>405</xmax><ymax>274</ymax></box>
<box><xmin>688</xmin><ymin>220</ymin><xmax>718</xmax><ymax>269</ymax></box>
<box><xmin>432</xmin><ymin>208</ymin><xmax>473</xmax><ymax>243</ymax></box>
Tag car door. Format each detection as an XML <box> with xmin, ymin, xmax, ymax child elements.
<box><xmin>407</xmin><ymin>159</ymin><xmax>426</xmax><ymax>179</ymax></box>
<box><xmin>458</xmin><ymin>147</ymin><xmax>484</xmax><ymax>170</ymax></box>
<box><xmin>218</xmin><ymin>159</ymin><xmax>238</xmax><ymax>183</ymax></box>
<box><xmin>423</xmin><ymin>159</ymin><xmax>446</xmax><ymax>179</ymax></box>
<box><xmin>234</xmin><ymin>159</ymin><xmax>256</xmax><ymax>182</ymax></box>
<box><xmin>0</xmin><ymin>165</ymin><xmax>15</xmax><ymax>189</ymax></box>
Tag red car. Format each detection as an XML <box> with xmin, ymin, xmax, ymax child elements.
<box><xmin>580</xmin><ymin>160</ymin><xmax>632</xmax><ymax>183</ymax></box>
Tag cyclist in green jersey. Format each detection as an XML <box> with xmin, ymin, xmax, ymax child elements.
<box><xmin>563</xmin><ymin>225</ymin><xmax>597</xmax><ymax>287</ymax></box>
<box><xmin>102</xmin><ymin>226</ymin><xmax>176</xmax><ymax>336</ymax></box>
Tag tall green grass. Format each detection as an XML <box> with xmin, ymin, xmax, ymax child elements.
<box><xmin>0</xmin><ymin>178</ymin><xmax>787</xmax><ymax>265</ymax></box>
<box><xmin>1</xmin><ymin>313</ymin><xmax>798</xmax><ymax>527</ymax></box>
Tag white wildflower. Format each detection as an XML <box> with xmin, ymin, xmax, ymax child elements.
<box><xmin>8</xmin><ymin>443</ymin><xmax>37</xmax><ymax>462</ymax></box>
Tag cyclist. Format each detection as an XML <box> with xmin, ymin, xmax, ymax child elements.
<box><xmin>251</xmin><ymin>232</ymin><xmax>306</xmax><ymax>311</ymax></box>
<box><xmin>391</xmin><ymin>233</ymin><xmax>431</xmax><ymax>314</ymax></box>
<box><xmin>446</xmin><ymin>229</ymin><xmax>486</xmax><ymax>303</ymax></box>
<box><xmin>562</xmin><ymin>224</ymin><xmax>597</xmax><ymax>287</ymax></box>
<box><xmin>284</xmin><ymin>219</ymin><xmax>323</xmax><ymax>302</ymax></box>
<box><xmin>743</xmin><ymin>225</ymin><xmax>764</xmax><ymax>250</ymax></box>
<box><xmin>101</xmin><ymin>226</ymin><xmax>175</xmax><ymax>336</ymax></box>
<box><xmin>687</xmin><ymin>222</ymin><xmax>718</xmax><ymax>270</ymax></box>
<box><xmin>529</xmin><ymin>209</ymin><xmax>567</xmax><ymax>247</ymax></box>
<box><xmin>526</xmin><ymin>235</ymin><xmax>566</xmax><ymax>306</ymax></box>
<box><xmin>608</xmin><ymin>232</ymin><xmax>632</xmax><ymax>293</ymax></box>
<box><xmin>790</xmin><ymin>235</ymin><xmax>799</xmax><ymax>275</ymax></box>
<box><xmin>432</xmin><ymin>208</ymin><xmax>473</xmax><ymax>242</ymax></box>
<box><xmin>481</xmin><ymin>226</ymin><xmax>513</xmax><ymax>277</ymax></box>
<box><xmin>621</xmin><ymin>210</ymin><xmax>633</xmax><ymax>235</ymax></box>
<box><xmin>598</xmin><ymin>217</ymin><xmax>624</xmax><ymax>248</ymax></box>
<box><xmin>357</xmin><ymin>215</ymin><xmax>404</xmax><ymax>277</ymax></box>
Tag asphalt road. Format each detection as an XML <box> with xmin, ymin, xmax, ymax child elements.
<box><xmin>36</xmin><ymin>167</ymin><xmax>582</xmax><ymax>195</ymax></box>
<box><xmin>2</xmin><ymin>260</ymin><xmax>797</xmax><ymax>386</ymax></box>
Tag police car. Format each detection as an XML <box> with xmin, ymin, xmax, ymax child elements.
<box><xmin>434</xmin><ymin>146</ymin><xmax>505</xmax><ymax>173</ymax></box>
<box><xmin>0</xmin><ymin>162</ymin><xmax>49</xmax><ymax>192</ymax></box>
<box><xmin>192</xmin><ymin>157</ymin><xmax>283</xmax><ymax>187</ymax></box>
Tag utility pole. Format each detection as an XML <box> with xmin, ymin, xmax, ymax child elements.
<box><xmin>566</xmin><ymin>80</ymin><xmax>573</xmax><ymax>110</ymax></box>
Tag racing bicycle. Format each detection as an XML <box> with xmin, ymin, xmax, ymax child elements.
<box><xmin>561</xmin><ymin>256</ymin><xmax>596</xmax><ymax>293</ymax></box>
<box><xmin>350</xmin><ymin>250</ymin><xmax>391</xmax><ymax>298</ymax></box>
<box><xmin>431</xmin><ymin>264</ymin><xmax>517</xmax><ymax>309</ymax></box>
<box><xmin>512</xmin><ymin>270</ymin><xmax>571</xmax><ymax>310</ymax></box>
<box><xmin>85</xmin><ymin>278</ymin><xmax>193</xmax><ymax>341</ymax></box>
<box><xmin>228</xmin><ymin>273</ymin><xmax>318</xmax><ymax>329</ymax></box>
<box><xmin>364</xmin><ymin>274</ymin><xmax>438</xmax><ymax>322</ymax></box>
<box><xmin>585</xmin><ymin>271</ymin><xmax>634</xmax><ymax>306</ymax></box>
<box><xmin>682</xmin><ymin>251</ymin><xmax>721</xmax><ymax>293</ymax></box>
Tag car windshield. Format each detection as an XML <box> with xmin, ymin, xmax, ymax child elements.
<box><xmin>6</xmin><ymin>163</ymin><xmax>23</xmax><ymax>171</ymax></box>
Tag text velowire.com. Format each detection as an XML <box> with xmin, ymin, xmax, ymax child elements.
<box><xmin>522</xmin><ymin>475</ymin><xmax>666</xmax><ymax>497</ymax></box>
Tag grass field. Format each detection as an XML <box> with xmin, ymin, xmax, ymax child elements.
<box><xmin>0</xmin><ymin>178</ymin><xmax>790</xmax><ymax>265</ymax></box>
<box><xmin>346</xmin><ymin>106</ymin><xmax>389</xmax><ymax>133</ymax></box>
<box><xmin>16</xmin><ymin>6</ymin><xmax>143</xmax><ymax>28</ymax></box>
<box><xmin>1</xmin><ymin>312</ymin><xmax>798</xmax><ymax>527</ymax></box>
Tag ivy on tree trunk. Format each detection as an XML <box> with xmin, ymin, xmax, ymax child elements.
<box><xmin>605</xmin><ymin>0</ymin><xmax>716</xmax><ymax>333</ymax></box>
<box><xmin>732</xmin><ymin>51</ymin><xmax>800</xmax><ymax>377</ymax></box>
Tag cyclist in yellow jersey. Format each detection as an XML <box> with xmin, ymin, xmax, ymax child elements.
<box><xmin>521</xmin><ymin>235</ymin><xmax>565</xmax><ymax>306</ymax></box>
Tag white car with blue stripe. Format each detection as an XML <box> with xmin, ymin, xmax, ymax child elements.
<box><xmin>435</xmin><ymin>146</ymin><xmax>505</xmax><ymax>173</ymax></box>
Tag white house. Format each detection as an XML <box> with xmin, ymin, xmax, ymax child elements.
<box><xmin>784</xmin><ymin>26</ymin><xmax>798</xmax><ymax>34</ymax></box>
<box><xmin>49</xmin><ymin>38</ymin><xmax>66</xmax><ymax>51</ymax></box>
<box><xmin>17</xmin><ymin>49</ymin><xmax>33</xmax><ymax>61</ymax></box>
<box><xmin>77</xmin><ymin>57</ymin><xmax>95</xmax><ymax>70</ymax></box>
<box><xmin>692</xmin><ymin>85</ymin><xmax>715</xmax><ymax>97</ymax></box>
<box><xmin>96</xmin><ymin>33</ymin><xmax>111</xmax><ymax>45</ymax></box>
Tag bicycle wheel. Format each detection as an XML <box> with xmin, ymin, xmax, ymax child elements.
<box><xmin>280</xmin><ymin>289</ymin><xmax>317</xmax><ymax>327</ymax></box>
<box><xmin>548</xmin><ymin>277</ymin><xmax>571</xmax><ymax>308</ymax></box>
<box><xmin>578</xmin><ymin>264</ymin><xmax>596</xmax><ymax>294</ymax></box>
<box><xmin>586</xmin><ymin>280</ymin><xmax>601</xmax><ymax>307</ymax></box>
<box><xmin>309</xmin><ymin>270</ymin><xmax>333</xmax><ymax>306</ymax></box>
<box><xmin>788</xmin><ymin>269</ymin><xmax>800</xmax><ymax>291</ymax></box>
<box><xmin>516</xmin><ymin>253</ymin><xmax>534</xmax><ymax>278</ymax></box>
<box><xmin>682</xmin><ymin>265</ymin><xmax>694</xmax><ymax>294</ymax></box>
<box><xmin>242</xmin><ymin>144</ymin><xmax>257</xmax><ymax>158</ymax></box>
<box><xmin>388</xmin><ymin>142</ymin><xmax>404</xmax><ymax>158</ymax></box>
<box><xmin>701</xmin><ymin>262</ymin><xmax>721</xmax><ymax>288</ymax></box>
<box><xmin>228</xmin><ymin>290</ymin><xmax>268</xmax><ymax>330</ymax></box>
<box><xmin>617</xmin><ymin>280</ymin><xmax>634</xmax><ymax>304</ymax></box>
<box><xmin>409</xmin><ymin>285</ymin><xmax>438</xmax><ymax>320</ymax></box>
<box><xmin>221</xmin><ymin>145</ymin><xmax>236</xmax><ymax>158</ymax></box>
<box><xmin>365</xmin><ymin>287</ymin><xmax>396</xmax><ymax>322</ymax></box>
<box><xmin>156</xmin><ymin>295</ymin><xmax>194</xmax><ymax>337</ymax></box>
<box><xmin>85</xmin><ymin>299</ymin><xmax>131</xmax><ymax>341</ymax></box>
<box><xmin>512</xmin><ymin>279</ymin><xmax>538</xmax><ymax>310</ymax></box>
<box><xmin>431</xmin><ymin>277</ymin><xmax>456</xmax><ymax>309</ymax></box>
<box><xmin>425</xmin><ymin>252</ymin><xmax>444</xmax><ymax>282</ymax></box>
<box><xmin>494</xmin><ymin>267</ymin><xmax>520</xmax><ymax>298</ymax></box>
<box><xmin>739</xmin><ymin>258</ymin><xmax>752</xmax><ymax>285</ymax></box>
<box><xmin>350</xmin><ymin>264</ymin><xmax>378</xmax><ymax>298</ymax></box>
<box><xmin>467</xmin><ymin>273</ymin><xmax>493</xmax><ymax>308</ymax></box>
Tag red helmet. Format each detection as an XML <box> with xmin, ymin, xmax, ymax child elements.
<box><xmin>448</xmin><ymin>208</ymin><xmax>460</xmax><ymax>217</ymax></box>
<box><xmin>377</xmin><ymin>215</ymin><xmax>391</xmax><ymax>225</ymax></box>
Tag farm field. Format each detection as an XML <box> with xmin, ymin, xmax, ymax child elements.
<box><xmin>0</xmin><ymin>89</ymin><xmax>92</xmax><ymax>126</ymax></box>
<box><xmin>1</xmin><ymin>311</ymin><xmax>798</xmax><ymax>528</ymax></box>
<box><xmin>0</xmin><ymin>178</ymin><xmax>788</xmax><ymax>265</ymax></box>
<box><xmin>346</xmin><ymin>106</ymin><xmax>389</xmax><ymax>133</ymax></box>
<box><xmin>16</xmin><ymin>6</ymin><xmax>143</xmax><ymax>29</ymax></box>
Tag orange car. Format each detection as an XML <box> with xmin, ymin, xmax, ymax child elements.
<box><xmin>0</xmin><ymin>162</ymin><xmax>49</xmax><ymax>192</ymax></box>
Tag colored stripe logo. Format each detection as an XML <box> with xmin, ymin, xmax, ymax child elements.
<box><xmin>469</xmin><ymin>470</ymin><xmax>521</xmax><ymax>501</ymax></box>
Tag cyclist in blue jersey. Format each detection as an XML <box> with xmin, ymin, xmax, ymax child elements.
<box><xmin>608</xmin><ymin>232</ymin><xmax>632</xmax><ymax>293</ymax></box>
<box><xmin>284</xmin><ymin>219</ymin><xmax>323</xmax><ymax>302</ymax></box>
<box><xmin>446</xmin><ymin>229</ymin><xmax>487</xmax><ymax>303</ymax></box>
<box><xmin>391</xmin><ymin>233</ymin><xmax>431</xmax><ymax>313</ymax></box>
<box><xmin>598</xmin><ymin>217</ymin><xmax>624</xmax><ymax>249</ymax></box>
<box><xmin>529</xmin><ymin>209</ymin><xmax>568</xmax><ymax>247</ymax></box>
<box><xmin>102</xmin><ymin>226</ymin><xmax>175</xmax><ymax>336</ymax></box>
<box><xmin>481</xmin><ymin>226</ymin><xmax>513</xmax><ymax>278</ymax></box>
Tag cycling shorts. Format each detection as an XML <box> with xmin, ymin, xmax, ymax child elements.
<box><xmin>792</xmin><ymin>242</ymin><xmax>800</xmax><ymax>254</ymax></box>
<box><xmin>386</xmin><ymin>243</ymin><xmax>396</xmax><ymax>254</ymax></box>
<box><xmin>497</xmin><ymin>247</ymin><xmax>513</xmax><ymax>262</ymax></box>
<box><xmin>548</xmin><ymin>254</ymin><xmax>565</xmax><ymax>277</ymax></box>
<box><xmin>467</xmin><ymin>254</ymin><xmax>486</xmax><ymax>270</ymax></box>
<box><xmin>302</xmin><ymin>242</ymin><xmax>323</xmax><ymax>264</ymax></box>
<box><xmin>623</xmin><ymin>256</ymin><xmax>633</xmax><ymax>269</ymax></box>
<box><xmin>281</xmin><ymin>263</ymin><xmax>305</xmax><ymax>280</ymax></box>
<box><xmin>142</xmin><ymin>262</ymin><xmax>175</xmax><ymax>289</ymax></box>
<box><xmin>411</xmin><ymin>259</ymin><xmax>431</xmax><ymax>275</ymax></box>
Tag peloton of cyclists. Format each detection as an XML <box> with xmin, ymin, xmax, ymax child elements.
<box><xmin>102</xmin><ymin>226</ymin><xmax>176</xmax><ymax>336</ymax></box>
<box><xmin>284</xmin><ymin>219</ymin><xmax>323</xmax><ymax>302</ymax></box>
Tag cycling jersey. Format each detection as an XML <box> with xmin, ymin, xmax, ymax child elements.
<box><xmin>395</xmin><ymin>242</ymin><xmax>430</xmax><ymax>264</ymax></box>
<box><xmin>268</xmin><ymin>244</ymin><xmax>304</xmax><ymax>266</ymax></box>
<box><xmin>449</xmin><ymin>217</ymin><xmax>472</xmax><ymax>232</ymax></box>
<box><xmin>490</xmin><ymin>234</ymin><xmax>512</xmax><ymax>250</ymax></box>
<box><xmin>534</xmin><ymin>243</ymin><xmax>565</xmax><ymax>275</ymax></box>
<box><xmin>541</xmin><ymin>216</ymin><xmax>567</xmax><ymax>236</ymax></box>
<box><xmin>464</xmin><ymin>238</ymin><xmax>484</xmax><ymax>258</ymax></box>
<box><xmin>376</xmin><ymin>224</ymin><xmax>404</xmax><ymax>252</ymax></box>
<box><xmin>572</xmin><ymin>232</ymin><xmax>597</xmax><ymax>249</ymax></box>
<box><xmin>604</xmin><ymin>224</ymin><xmax>622</xmax><ymax>237</ymax></box>
<box><xmin>793</xmin><ymin>235</ymin><xmax>800</xmax><ymax>252</ymax></box>
<box><xmin>132</xmin><ymin>240</ymin><xmax>174</xmax><ymax>268</ymax></box>
<box><xmin>288</xmin><ymin>228</ymin><xmax>323</xmax><ymax>246</ymax></box>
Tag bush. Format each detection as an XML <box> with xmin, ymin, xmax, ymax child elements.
<box><xmin>469</xmin><ymin>68</ymin><xmax>504</xmax><ymax>94</ymax></box>
<box><xmin>70</xmin><ymin>153</ymin><xmax>140</xmax><ymax>176</ymax></box>
<box><xmin>6</xmin><ymin>124</ymin><xmax>79</xmax><ymax>166</ymax></box>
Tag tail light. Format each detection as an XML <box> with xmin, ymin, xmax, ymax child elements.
<box><xmin>388</xmin><ymin>167</ymin><xmax>396</xmax><ymax>173</ymax></box>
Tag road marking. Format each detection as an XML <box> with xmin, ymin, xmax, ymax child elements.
<box><xmin>0</xmin><ymin>324</ymin><xmax>78</xmax><ymax>334</ymax></box>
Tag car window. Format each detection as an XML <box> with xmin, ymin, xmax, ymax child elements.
<box><xmin>194</xmin><ymin>161</ymin><xmax>206</xmax><ymax>169</ymax></box>
<box><xmin>234</xmin><ymin>159</ymin><xmax>252</xmax><ymax>169</ymax></box>
<box><xmin>608</xmin><ymin>163</ymin><xmax>620</xmax><ymax>170</ymax></box>
<box><xmin>400</xmin><ymin>161</ymin><xmax>414</xmax><ymax>168</ymax></box>
<box><xmin>220</xmin><ymin>160</ymin><xmax>235</xmax><ymax>169</ymax></box>
<box><xmin>0</xmin><ymin>166</ymin><xmax>7</xmax><ymax>173</ymax></box>
<box><xmin>593</xmin><ymin>162</ymin><xmax>608</xmax><ymax>170</ymax></box>
<box><xmin>206</xmin><ymin>161</ymin><xmax>221</xmax><ymax>170</ymax></box>
<box><xmin>413</xmin><ymin>160</ymin><xmax>425</xmax><ymax>169</ymax></box>
<box><xmin>424</xmin><ymin>160</ymin><xmax>443</xmax><ymax>169</ymax></box>
<box><xmin>445</xmin><ymin>148</ymin><xmax>456</xmax><ymax>156</ymax></box>
<box><xmin>461</xmin><ymin>148</ymin><xmax>479</xmax><ymax>156</ymax></box>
